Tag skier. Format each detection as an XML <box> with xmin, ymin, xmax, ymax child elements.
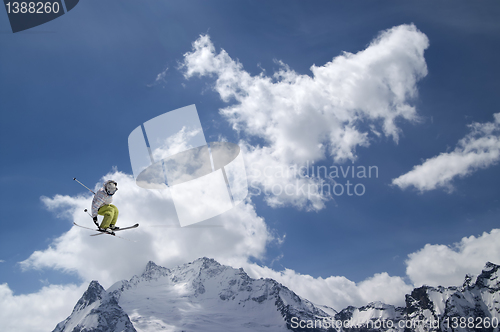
<box><xmin>91</xmin><ymin>180</ymin><xmax>119</xmax><ymax>233</ymax></box>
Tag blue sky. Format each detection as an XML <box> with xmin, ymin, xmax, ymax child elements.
<box><xmin>1</xmin><ymin>1</ymin><xmax>500</xmax><ymax>331</ymax></box>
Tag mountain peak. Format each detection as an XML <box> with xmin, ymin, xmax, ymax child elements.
<box><xmin>483</xmin><ymin>261</ymin><xmax>499</xmax><ymax>272</ymax></box>
<box><xmin>143</xmin><ymin>260</ymin><xmax>159</xmax><ymax>272</ymax></box>
<box><xmin>53</xmin><ymin>280</ymin><xmax>136</xmax><ymax>332</ymax></box>
<box><xmin>141</xmin><ymin>260</ymin><xmax>170</xmax><ymax>280</ymax></box>
<box><xmin>72</xmin><ymin>280</ymin><xmax>104</xmax><ymax>312</ymax></box>
<box><xmin>195</xmin><ymin>256</ymin><xmax>221</xmax><ymax>268</ymax></box>
<box><xmin>475</xmin><ymin>261</ymin><xmax>500</xmax><ymax>291</ymax></box>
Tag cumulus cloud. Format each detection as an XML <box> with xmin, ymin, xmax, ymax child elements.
<box><xmin>243</xmin><ymin>264</ymin><xmax>413</xmax><ymax>310</ymax></box>
<box><xmin>406</xmin><ymin>228</ymin><xmax>500</xmax><ymax>287</ymax></box>
<box><xmin>244</xmin><ymin>230</ymin><xmax>500</xmax><ymax>309</ymax></box>
<box><xmin>0</xmin><ymin>283</ymin><xmax>86</xmax><ymax>332</ymax></box>
<box><xmin>152</xmin><ymin>126</ymin><xmax>202</xmax><ymax>160</ymax></box>
<box><xmin>393</xmin><ymin>113</ymin><xmax>500</xmax><ymax>192</ymax></box>
<box><xmin>181</xmin><ymin>24</ymin><xmax>429</xmax><ymax>210</ymax></box>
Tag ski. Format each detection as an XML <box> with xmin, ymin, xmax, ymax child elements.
<box><xmin>98</xmin><ymin>223</ymin><xmax>139</xmax><ymax>232</ymax></box>
<box><xmin>73</xmin><ymin>222</ymin><xmax>138</xmax><ymax>242</ymax></box>
<box><xmin>73</xmin><ymin>222</ymin><xmax>139</xmax><ymax>232</ymax></box>
<box><xmin>89</xmin><ymin>224</ymin><xmax>139</xmax><ymax>237</ymax></box>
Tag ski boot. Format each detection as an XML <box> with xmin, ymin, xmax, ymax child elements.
<box><xmin>99</xmin><ymin>227</ymin><xmax>115</xmax><ymax>235</ymax></box>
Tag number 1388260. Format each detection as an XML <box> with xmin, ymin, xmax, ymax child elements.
<box><xmin>442</xmin><ymin>316</ymin><xmax>499</xmax><ymax>329</ymax></box>
<box><xmin>5</xmin><ymin>2</ymin><xmax>60</xmax><ymax>14</ymax></box>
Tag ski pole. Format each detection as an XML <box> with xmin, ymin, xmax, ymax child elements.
<box><xmin>84</xmin><ymin>208</ymin><xmax>100</xmax><ymax>228</ymax></box>
<box><xmin>83</xmin><ymin>209</ymin><xmax>93</xmax><ymax>218</ymax></box>
<box><xmin>74</xmin><ymin>178</ymin><xmax>105</xmax><ymax>228</ymax></box>
<box><xmin>73</xmin><ymin>178</ymin><xmax>96</xmax><ymax>194</ymax></box>
<box><xmin>73</xmin><ymin>177</ymin><xmax>106</xmax><ymax>204</ymax></box>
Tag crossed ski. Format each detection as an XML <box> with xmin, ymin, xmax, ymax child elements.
<box><xmin>73</xmin><ymin>222</ymin><xmax>139</xmax><ymax>242</ymax></box>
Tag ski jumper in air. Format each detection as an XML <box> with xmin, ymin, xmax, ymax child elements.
<box><xmin>91</xmin><ymin>180</ymin><xmax>119</xmax><ymax>233</ymax></box>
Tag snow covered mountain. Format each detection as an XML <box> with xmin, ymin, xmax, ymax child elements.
<box><xmin>52</xmin><ymin>280</ymin><xmax>136</xmax><ymax>332</ymax></box>
<box><xmin>53</xmin><ymin>257</ymin><xmax>335</xmax><ymax>332</ymax></box>
<box><xmin>334</xmin><ymin>262</ymin><xmax>500</xmax><ymax>332</ymax></box>
<box><xmin>402</xmin><ymin>261</ymin><xmax>500</xmax><ymax>332</ymax></box>
<box><xmin>53</xmin><ymin>259</ymin><xmax>500</xmax><ymax>332</ymax></box>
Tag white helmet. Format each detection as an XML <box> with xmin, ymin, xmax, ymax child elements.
<box><xmin>105</xmin><ymin>180</ymin><xmax>118</xmax><ymax>195</ymax></box>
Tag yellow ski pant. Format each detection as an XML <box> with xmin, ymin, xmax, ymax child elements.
<box><xmin>98</xmin><ymin>204</ymin><xmax>119</xmax><ymax>229</ymax></box>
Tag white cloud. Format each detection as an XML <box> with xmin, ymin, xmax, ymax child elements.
<box><xmin>243</xmin><ymin>143</ymin><xmax>329</xmax><ymax>211</ymax></box>
<box><xmin>406</xmin><ymin>228</ymin><xmax>500</xmax><ymax>287</ymax></box>
<box><xmin>243</xmin><ymin>263</ymin><xmax>413</xmax><ymax>310</ymax></box>
<box><xmin>147</xmin><ymin>67</ymin><xmax>168</xmax><ymax>87</ymax></box>
<box><xmin>181</xmin><ymin>25</ymin><xmax>429</xmax><ymax>210</ymax></box>
<box><xmin>244</xmin><ymin>230</ymin><xmax>500</xmax><ymax>309</ymax></box>
<box><xmin>0</xmin><ymin>283</ymin><xmax>86</xmax><ymax>332</ymax></box>
<box><xmin>393</xmin><ymin>113</ymin><xmax>500</xmax><ymax>192</ymax></box>
<box><xmin>151</xmin><ymin>126</ymin><xmax>202</xmax><ymax>160</ymax></box>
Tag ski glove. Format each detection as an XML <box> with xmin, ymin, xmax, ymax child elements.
<box><xmin>93</xmin><ymin>216</ymin><xmax>99</xmax><ymax>227</ymax></box>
